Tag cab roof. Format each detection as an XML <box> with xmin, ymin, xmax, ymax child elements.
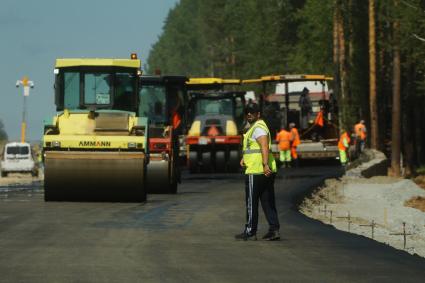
<box><xmin>55</xmin><ymin>58</ymin><xmax>141</xmax><ymax>69</ymax></box>
<box><xmin>187</xmin><ymin>77</ymin><xmax>240</xmax><ymax>85</ymax></box>
<box><xmin>140</xmin><ymin>75</ymin><xmax>188</xmax><ymax>84</ymax></box>
<box><xmin>186</xmin><ymin>77</ymin><xmax>241</xmax><ymax>90</ymax></box>
<box><xmin>242</xmin><ymin>74</ymin><xmax>333</xmax><ymax>84</ymax></box>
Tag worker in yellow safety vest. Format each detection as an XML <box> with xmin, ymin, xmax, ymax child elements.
<box><xmin>289</xmin><ymin>123</ymin><xmax>300</xmax><ymax>167</ymax></box>
<box><xmin>338</xmin><ymin>129</ymin><xmax>351</xmax><ymax>167</ymax></box>
<box><xmin>235</xmin><ymin>103</ymin><xmax>280</xmax><ymax>241</ymax></box>
<box><xmin>276</xmin><ymin>126</ymin><xmax>293</xmax><ymax>168</ymax></box>
<box><xmin>354</xmin><ymin>120</ymin><xmax>367</xmax><ymax>156</ymax></box>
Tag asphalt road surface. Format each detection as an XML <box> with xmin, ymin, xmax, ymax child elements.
<box><xmin>0</xmin><ymin>166</ymin><xmax>424</xmax><ymax>282</ymax></box>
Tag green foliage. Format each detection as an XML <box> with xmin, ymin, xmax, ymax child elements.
<box><xmin>147</xmin><ymin>0</ymin><xmax>304</xmax><ymax>78</ymax></box>
<box><xmin>0</xmin><ymin>119</ymin><xmax>7</xmax><ymax>141</ymax></box>
<box><xmin>147</xmin><ymin>0</ymin><xmax>425</xmax><ymax>162</ymax></box>
<box><xmin>417</xmin><ymin>166</ymin><xmax>425</xmax><ymax>174</ymax></box>
<box><xmin>291</xmin><ymin>0</ymin><xmax>334</xmax><ymax>74</ymax></box>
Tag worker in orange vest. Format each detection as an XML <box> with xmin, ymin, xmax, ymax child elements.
<box><xmin>354</xmin><ymin>120</ymin><xmax>367</xmax><ymax>156</ymax></box>
<box><xmin>172</xmin><ymin>111</ymin><xmax>182</xmax><ymax>130</ymax></box>
<box><xmin>289</xmin><ymin>123</ymin><xmax>300</xmax><ymax>167</ymax></box>
<box><xmin>338</xmin><ymin>129</ymin><xmax>351</xmax><ymax>167</ymax></box>
<box><xmin>314</xmin><ymin>109</ymin><xmax>324</xmax><ymax>127</ymax></box>
<box><xmin>276</xmin><ymin>126</ymin><xmax>293</xmax><ymax>168</ymax></box>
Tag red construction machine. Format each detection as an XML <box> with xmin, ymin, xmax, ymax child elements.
<box><xmin>185</xmin><ymin>78</ymin><xmax>246</xmax><ymax>173</ymax></box>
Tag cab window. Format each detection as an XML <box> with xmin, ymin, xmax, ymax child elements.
<box><xmin>139</xmin><ymin>85</ymin><xmax>167</xmax><ymax>124</ymax></box>
<box><xmin>63</xmin><ymin>72</ymin><xmax>80</xmax><ymax>109</ymax></box>
<box><xmin>114</xmin><ymin>73</ymin><xmax>135</xmax><ymax>111</ymax></box>
<box><xmin>84</xmin><ymin>73</ymin><xmax>111</xmax><ymax>105</ymax></box>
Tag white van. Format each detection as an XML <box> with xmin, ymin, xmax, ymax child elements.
<box><xmin>1</xmin><ymin>142</ymin><xmax>38</xmax><ymax>177</ymax></box>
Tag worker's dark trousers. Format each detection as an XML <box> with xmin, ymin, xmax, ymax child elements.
<box><xmin>244</xmin><ymin>174</ymin><xmax>280</xmax><ymax>235</ymax></box>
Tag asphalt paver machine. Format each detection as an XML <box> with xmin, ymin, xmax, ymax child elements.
<box><xmin>185</xmin><ymin>78</ymin><xmax>246</xmax><ymax>173</ymax></box>
<box><xmin>242</xmin><ymin>74</ymin><xmax>339</xmax><ymax>160</ymax></box>
<box><xmin>43</xmin><ymin>55</ymin><xmax>149</xmax><ymax>201</ymax></box>
<box><xmin>139</xmin><ymin>75</ymin><xmax>188</xmax><ymax>193</ymax></box>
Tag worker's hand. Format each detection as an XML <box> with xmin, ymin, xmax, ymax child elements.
<box><xmin>240</xmin><ymin>158</ymin><xmax>245</xmax><ymax>167</ymax></box>
<box><xmin>263</xmin><ymin>164</ymin><xmax>272</xmax><ymax>177</ymax></box>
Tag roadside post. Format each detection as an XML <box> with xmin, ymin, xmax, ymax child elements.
<box><xmin>16</xmin><ymin>77</ymin><xmax>34</xmax><ymax>143</ymax></box>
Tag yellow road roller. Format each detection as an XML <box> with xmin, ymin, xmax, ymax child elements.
<box><xmin>43</xmin><ymin>55</ymin><xmax>149</xmax><ymax>201</ymax></box>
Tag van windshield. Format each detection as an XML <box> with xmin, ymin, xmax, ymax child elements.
<box><xmin>6</xmin><ymin>146</ymin><xmax>29</xmax><ymax>155</ymax></box>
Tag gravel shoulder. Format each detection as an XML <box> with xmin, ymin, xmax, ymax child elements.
<box><xmin>0</xmin><ymin>172</ymin><xmax>43</xmax><ymax>190</ymax></box>
<box><xmin>300</xmin><ymin>150</ymin><xmax>425</xmax><ymax>257</ymax></box>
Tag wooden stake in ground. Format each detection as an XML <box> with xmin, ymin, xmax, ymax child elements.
<box><xmin>369</xmin><ymin>0</ymin><xmax>378</xmax><ymax>149</ymax></box>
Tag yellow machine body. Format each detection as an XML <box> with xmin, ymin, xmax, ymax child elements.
<box><xmin>43</xmin><ymin>57</ymin><xmax>147</xmax><ymax>201</ymax></box>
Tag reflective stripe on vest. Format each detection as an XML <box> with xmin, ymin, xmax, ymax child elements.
<box><xmin>243</xmin><ymin>149</ymin><xmax>271</xmax><ymax>154</ymax></box>
<box><xmin>243</xmin><ymin>149</ymin><xmax>262</xmax><ymax>154</ymax></box>
<box><xmin>242</xmin><ymin>120</ymin><xmax>277</xmax><ymax>174</ymax></box>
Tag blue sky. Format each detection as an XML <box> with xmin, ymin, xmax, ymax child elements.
<box><xmin>0</xmin><ymin>0</ymin><xmax>178</xmax><ymax>141</ymax></box>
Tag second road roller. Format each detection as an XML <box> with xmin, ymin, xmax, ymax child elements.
<box><xmin>139</xmin><ymin>75</ymin><xmax>188</xmax><ymax>194</ymax></box>
<box><xmin>43</xmin><ymin>54</ymin><xmax>149</xmax><ymax>201</ymax></box>
<box><xmin>185</xmin><ymin>78</ymin><xmax>246</xmax><ymax>173</ymax></box>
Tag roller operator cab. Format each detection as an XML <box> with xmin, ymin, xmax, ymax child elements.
<box><xmin>43</xmin><ymin>56</ymin><xmax>149</xmax><ymax>201</ymax></box>
<box><xmin>186</xmin><ymin>78</ymin><xmax>245</xmax><ymax>173</ymax></box>
<box><xmin>139</xmin><ymin>75</ymin><xmax>188</xmax><ymax>194</ymax></box>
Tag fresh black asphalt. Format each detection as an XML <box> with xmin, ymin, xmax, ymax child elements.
<box><xmin>0</xmin><ymin>165</ymin><xmax>424</xmax><ymax>282</ymax></box>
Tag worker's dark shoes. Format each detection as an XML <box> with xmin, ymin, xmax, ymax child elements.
<box><xmin>234</xmin><ymin>232</ymin><xmax>257</xmax><ymax>241</ymax></box>
<box><xmin>262</xmin><ymin>230</ymin><xmax>281</xmax><ymax>241</ymax></box>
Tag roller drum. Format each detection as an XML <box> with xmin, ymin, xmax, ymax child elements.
<box><xmin>228</xmin><ymin>150</ymin><xmax>240</xmax><ymax>172</ymax></box>
<box><xmin>201</xmin><ymin>151</ymin><xmax>212</xmax><ymax>172</ymax></box>
<box><xmin>146</xmin><ymin>160</ymin><xmax>176</xmax><ymax>194</ymax></box>
<box><xmin>44</xmin><ymin>151</ymin><xmax>146</xmax><ymax>202</ymax></box>
<box><xmin>188</xmin><ymin>151</ymin><xmax>198</xmax><ymax>173</ymax></box>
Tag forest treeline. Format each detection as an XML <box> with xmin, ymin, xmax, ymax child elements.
<box><xmin>147</xmin><ymin>0</ymin><xmax>425</xmax><ymax>173</ymax></box>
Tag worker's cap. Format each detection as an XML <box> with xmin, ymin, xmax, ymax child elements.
<box><xmin>245</xmin><ymin>103</ymin><xmax>260</xmax><ymax>114</ymax></box>
<box><xmin>289</xmin><ymin>122</ymin><xmax>295</xmax><ymax>127</ymax></box>
<box><xmin>360</xmin><ymin>119</ymin><xmax>365</xmax><ymax>124</ymax></box>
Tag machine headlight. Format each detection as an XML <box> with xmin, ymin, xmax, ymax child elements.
<box><xmin>131</xmin><ymin>126</ymin><xmax>145</xmax><ymax>136</ymax></box>
<box><xmin>52</xmin><ymin>141</ymin><xmax>61</xmax><ymax>148</ymax></box>
<box><xmin>128</xmin><ymin>142</ymin><xmax>137</xmax><ymax>149</ymax></box>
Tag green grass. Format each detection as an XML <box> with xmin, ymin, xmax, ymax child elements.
<box><xmin>417</xmin><ymin>166</ymin><xmax>425</xmax><ymax>175</ymax></box>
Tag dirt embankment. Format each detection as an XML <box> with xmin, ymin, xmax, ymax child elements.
<box><xmin>405</xmin><ymin>175</ymin><xmax>425</xmax><ymax>212</ymax></box>
<box><xmin>413</xmin><ymin>175</ymin><xmax>425</xmax><ymax>190</ymax></box>
<box><xmin>300</xmin><ymin>149</ymin><xmax>425</xmax><ymax>258</ymax></box>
